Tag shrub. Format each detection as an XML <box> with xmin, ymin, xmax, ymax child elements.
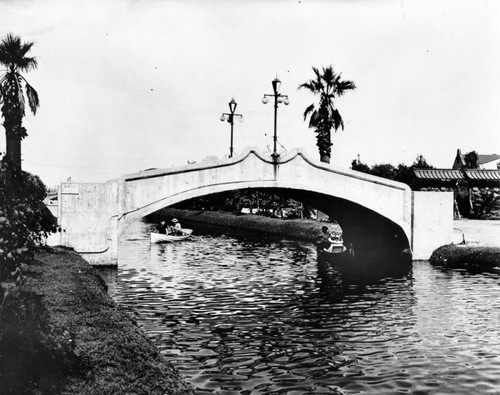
<box><xmin>471</xmin><ymin>187</ymin><xmax>500</xmax><ymax>219</ymax></box>
<box><xmin>0</xmin><ymin>171</ymin><xmax>56</xmax><ymax>282</ymax></box>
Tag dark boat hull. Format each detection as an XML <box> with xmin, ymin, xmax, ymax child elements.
<box><xmin>317</xmin><ymin>246</ymin><xmax>354</xmax><ymax>266</ymax></box>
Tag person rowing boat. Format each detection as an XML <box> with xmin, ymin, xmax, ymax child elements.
<box><xmin>169</xmin><ymin>218</ymin><xmax>184</xmax><ymax>236</ymax></box>
<box><xmin>316</xmin><ymin>225</ymin><xmax>345</xmax><ymax>253</ymax></box>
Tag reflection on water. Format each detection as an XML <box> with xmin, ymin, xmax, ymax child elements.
<box><xmin>98</xmin><ymin>220</ymin><xmax>500</xmax><ymax>394</ymax></box>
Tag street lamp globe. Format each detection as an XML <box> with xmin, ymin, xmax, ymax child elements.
<box><xmin>228</xmin><ymin>98</ymin><xmax>237</xmax><ymax>113</ymax></box>
<box><xmin>262</xmin><ymin>96</ymin><xmax>269</xmax><ymax>104</ymax></box>
<box><xmin>272</xmin><ymin>78</ymin><xmax>281</xmax><ymax>95</ymax></box>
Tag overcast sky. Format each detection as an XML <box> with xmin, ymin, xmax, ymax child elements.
<box><xmin>1</xmin><ymin>0</ymin><xmax>499</xmax><ymax>186</ymax></box>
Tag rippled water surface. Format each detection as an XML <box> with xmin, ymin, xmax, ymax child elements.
<box><xmin>100</xmin><ymin>220</ymin><xmax>500</xmax><ymax>394</ymax></box>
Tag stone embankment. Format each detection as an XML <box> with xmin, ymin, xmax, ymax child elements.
<box><xmin>2</xmin><ymin>248</ymin><xmax>193</xmax><ymax>395</ymax></box>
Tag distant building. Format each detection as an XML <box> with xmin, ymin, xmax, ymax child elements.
<box><xmin>414</xmin><ymin>148</ymin><xmax>500</xmax><ymax>218</ymax></box>
<box><xmin>453</xmin><ymin>149</ymin><xmax>500</xmax><ymax>170</ymax></box>
<box><xmin>414</xmin><ymin>167</ymin><xmax>500</xmax><ymax>189</ymax></box>
<box><xmin>415</xmin><ymin>148</ymin><xmax>500</xmax><ymax>188</ymax></box>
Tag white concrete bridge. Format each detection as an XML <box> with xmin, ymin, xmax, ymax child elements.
<box><xmin>51</xmin><ymin>148</ymin><xmax>453</xmax><ymax>264</ymax></box>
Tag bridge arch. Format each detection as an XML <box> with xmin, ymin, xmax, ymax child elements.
<box><xmin>119</xmin><ymin>149</ymin><xmax>412</xmax><ymax>243</ymax></box>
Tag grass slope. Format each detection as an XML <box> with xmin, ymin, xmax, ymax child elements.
<box><xmin>0</xmin><ymin>248</ymin><xmax>193</xmax><ymax>395</ymax></box>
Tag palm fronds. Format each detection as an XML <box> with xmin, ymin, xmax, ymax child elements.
<box><xmin>0</xmin><ymin>34</ymin><xmax>39</xmax><ymax>116</ymax></box>
<box><xmin>0</xmin><ymin>33</ymin><xmax>38</xmax><ymax>73</ymax></box>
<box><xmin>24</xmin><ymin>80</ymin><xmax>39</xmax><ymax>115</ymax></box>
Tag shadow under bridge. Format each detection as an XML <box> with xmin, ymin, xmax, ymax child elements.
<box><xmin>174</xmin><ymin>187</ymin><xmax>411</xmax><ymax>258</ymax></box>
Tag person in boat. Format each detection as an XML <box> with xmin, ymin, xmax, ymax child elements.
<box><xmin>324</xmin><ymin>229</ymin><xmax>344</xmax><ymax>252</ymax></box>
<box><xmin>316</xmin><ymin>226</ymin><xmax>332</xmax><ymax>251</ymax></box>
<box><xmin>170</xmin><ymin>218</ymin><xmax>182</xmax><ymax>235</ymax></box>
<box><xmin>156</xmin><ymin>220</ymin><xmax>168</xmax><ymax>234</ymax></box>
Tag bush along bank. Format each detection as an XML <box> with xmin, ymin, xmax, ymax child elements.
<box><xmin>430</xmin><ymin>244</ymin><xmax>500</xmax><ymax>269</ymax></box>
<box><xmin>0</xmin><ymin>247</ymin><xmax>194</xmax><ymax>395</ymax></box>
<box><xmin>0</xmin><ymin>171</ymin><xmax>56</xmax><ymax>283</ymax></box>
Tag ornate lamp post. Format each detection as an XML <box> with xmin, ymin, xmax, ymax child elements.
<box><xmin>262</xmin><ymin>77</ymin><xmax>290</xmax><ymax>160</ymax></box>
<box><xmin>220</xmin><ymin>98</ymin><xmax>243</xmax><ymax>158</ymax></box>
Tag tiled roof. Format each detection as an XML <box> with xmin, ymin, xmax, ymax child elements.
<box><xmin>464</xmin><ymin>169</ymin><xmax>500</xmax><ymax>181</ymax></box>
<box><xmin>414</xmin><ymin>168</ymin><xmax>500</xmax><ymax>182</ymax></box>
<box><xmin>414</xmin><ymin>169</ymin><xmax>464</xmax><ymax>181</ymax></box>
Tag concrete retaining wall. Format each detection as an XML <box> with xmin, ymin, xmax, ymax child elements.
<box><xmin>56</xmin><ymin>181</ymin><xmax>119</xmax><ymax>265</ymax></box>
<box><xmin>412</xmin><ymin>191</ymin><xmax>454</xmax><ymax>260</ymax></box>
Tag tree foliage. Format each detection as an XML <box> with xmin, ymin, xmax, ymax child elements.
<box><xmin>470</xmin><ymin>187</ymin><xmax>500</xmax><ymax>219</ymax></box>
<box><xmin>350</xmin><ymin>159</ymin><xmax>370</xmax><ymax>174</ymax></box>
<box><xmin>463</xmin><ymin>151</ymin><xmax>479</xmax><ymax>169</ymax></box>
<box><xmin>350</xmin><ymin>154</ymin><xmax>434</xmax><ymax>190</ymax></box>
<box><xmin>413</xmin><ymin>154</ymin><xmax>433</xmax><ymax>169</ymax></box>
<box><xmin>175</xmin><ymin>189</ymin><xmax>311</xmax><ymax>219</ymax></box>
<box><xmin>370</xmin><ymin>163</ymin><xmax>398</xmax><ymax>180</ymax></box>
<box><xmin>298</xmin><ymin>66</ymin><xmax>355</xmax><ymax>163</ymax></box>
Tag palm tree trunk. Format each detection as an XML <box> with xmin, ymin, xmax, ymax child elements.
<box><xmin>2</xmin><ymin>96</ymin><xmax>24</xmax><ymax>191</ymax></box>
<box><xmin>6</xmin><ymin>132</ymin><xmax>22</xmax><ymax>178</ymax></box>
<box><xmin>320</xmin><ymin>154</ymin><xmax>331</xmax><ymax>164</ymax></box>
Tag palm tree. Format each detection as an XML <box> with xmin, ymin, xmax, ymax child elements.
<box><xmin>0</xmin><ymin>33</ymin><xmax>39</xmax><ymax>186</ymax></box>
<box><xmin>298</xmin><ymin>66</ymin><xmax>355</xmax><ymax>163</ymax></box>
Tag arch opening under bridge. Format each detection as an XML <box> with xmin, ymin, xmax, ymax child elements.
<box><xmin>154</xmin><ymin>187</ymin><xmax>412</xmax><ymax>258</ymax></box>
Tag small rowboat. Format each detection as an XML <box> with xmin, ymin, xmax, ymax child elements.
<box><xmin>317</xmin><ymin>243</ymin><xmax>354</xmax><ymax>266</ymax></box>
<box><xmin>150</xmin><ymin>229</ymin><xmax>193</xmax><ymax>243</ymax></box>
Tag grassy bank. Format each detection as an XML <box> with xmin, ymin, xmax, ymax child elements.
<box><xmin>0</xmin><ymin>247</ymin><xmax>193</xmax><ymax>395</ymax></box>
<box><xmin>150</xmin><ymin>208</ymin><xmax>339</xmax><ymax>242</ymax></box>
<box><xmin>430</xmin><ymin>244</ymin><xmax>500</xmax><ymax>269</ymax></box>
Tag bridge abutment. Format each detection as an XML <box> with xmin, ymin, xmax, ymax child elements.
<box><xmin>50</xmin><ymin>181</ymin><xmax>120</xmax><ymax>265</ymax></box>
<box><xmin>411</xmin><ymin>191</ymin><xmax>454</xmax><ymax>260</ymax></box>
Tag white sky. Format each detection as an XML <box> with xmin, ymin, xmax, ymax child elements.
<box><xmin>1</xmin><ymin>0</ymin><xmax>499</xmax><ymax>186</ymax></box>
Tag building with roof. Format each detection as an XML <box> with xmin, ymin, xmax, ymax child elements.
<box><xmin>453</xmin><ymin>149</ymin><xmax>500</xmax><ymax>170</ymax></box>
<box><xmin>413</xmin><ymin>149</ymin><xmax>500</xmax><ymax>218</ymax></box>
<box><xmin>478</xmin><ymin>154</ymin><xmax>500</xmax><ymax>169</ymax></box>
<box><xmin>414</xmin><ymin>149</ymin><xmax>500</xmax><ymax>189</ymax></box>
<box><xmin>413</xmin><ymin>168</ymin><xmax>500</xmax><ymax>189</ymax></box>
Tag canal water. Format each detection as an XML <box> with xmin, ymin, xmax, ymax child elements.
<box><xmin>100</xmin><ymin>219</ymin><xmax>500</xmax><ymax>394</ymax></box>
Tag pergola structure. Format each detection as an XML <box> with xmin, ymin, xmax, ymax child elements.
<box><xmin>414</xmin><ymin>168</ymin><xmax>500</xmax><ymax>189</ymax></box>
